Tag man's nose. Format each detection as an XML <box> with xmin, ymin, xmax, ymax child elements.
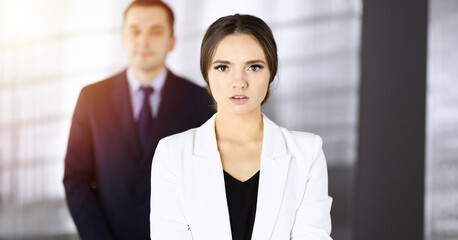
<box><xmin>138</xmin><ymin>33</ymin><xmax>150</xmax><ymax>46</ymax></box>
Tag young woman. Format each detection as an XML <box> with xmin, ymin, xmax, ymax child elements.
<box><xmin>150</xmin><ymin>14</ymin><xmax>332</xmax><ymax>240</ymax></box>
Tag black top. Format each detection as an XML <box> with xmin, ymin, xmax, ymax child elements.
<box><xmin>224</xmin><ymin>170</ymin><xmax>260</xmax><ymax>240</ymax></box>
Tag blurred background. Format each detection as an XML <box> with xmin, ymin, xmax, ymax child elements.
<box><xmin>0</xmin><ymin>0</ymin><xmax>457</xmax><ymax>239</ymax></box>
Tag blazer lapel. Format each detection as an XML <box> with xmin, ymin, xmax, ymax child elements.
<box><xmin>192</xmin><ymin>114</ymin><xmax>232</xmax><ymax>239</ymax></box>
<box><xmin>251</xmin><ymin>115</ymin><xmax>291</xmax><ymax>240</ymax></box>
<box><xmin>110</xmin><ymin>71</ymin><xmax>142</xmax><ymax>158</ymax></box>
<box><xmin>192</xmin><ymin>114</ymin><xmax>291</xmax><ymax>239</ymax></box>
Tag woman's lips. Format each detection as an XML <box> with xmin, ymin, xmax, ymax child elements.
<box><xmin>230</xmin><ymin>95</ymin><xmax>249</xmax><ymax>104</ymax></box>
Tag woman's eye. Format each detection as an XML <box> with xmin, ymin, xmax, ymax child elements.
<box><xmin>214</xmin><ymin>65</ymin><xmax>229</xmax><ymax>72</ymax></box>
<box><xmin>248</xmin><ymin>65</ymin><xmax>263</xmax><ymax>72</ymax></box>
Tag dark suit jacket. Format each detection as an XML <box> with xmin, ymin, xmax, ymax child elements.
<box><xmin>63</xmin><ymin>70</ymin><xmax>214</xmax><ymax>240</ymax></box>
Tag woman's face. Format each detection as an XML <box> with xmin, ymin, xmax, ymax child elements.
<box><xmin>208</xmin><ymin>33</ymin><xmax>270</xmax><ymax>116</ymax></box>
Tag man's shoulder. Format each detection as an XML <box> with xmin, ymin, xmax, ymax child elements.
<box><xmin>81</xmin><ymin>70</ymin><xmax>126</xmax><ymax>94</ymax></box>
<box><xmin>167</xmin><ymin>71</ymin><xmax>206</xmax><ymax>92</ymax></box>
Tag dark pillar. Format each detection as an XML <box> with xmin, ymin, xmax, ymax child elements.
<box><xmin>354</xmin><ymin>1</ymin><xmax>427</xmax><ymax>240</ymax></box>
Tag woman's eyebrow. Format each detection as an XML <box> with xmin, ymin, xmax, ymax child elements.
<box><xmin>246</xmin><ymin>59</ymin><xmax>266</xmax><ymax>64</ymax></box>
<box><xmin>212</xmin><ymin>60</ymin><xmax>231</xmax><ymax>65</ymax></box>
<box><xmin>212</xmin><ymin>59</ymin><xmax>266</xmax><ymax>65</ymax></box>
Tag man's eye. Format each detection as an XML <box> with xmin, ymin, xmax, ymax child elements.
<box><xmin>248</xmin><ymin>65</ymin><xmax>263</xmax><ymax>71</ymax></box>
<box><xmin>130</xmin><ymin>29</ymin><xmax>140</xmax><ymax>35</ymax></box>
<box><xmin>214</xmin><ymin>65</ymin><xmax>229</xmax><ymax>72</ymax></box>
<box><xmin>151</xmin><ymin>30</ymin><xmax>163</xmax><ymax>36</ymax></box>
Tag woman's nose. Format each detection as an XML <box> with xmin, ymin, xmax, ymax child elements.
<box><xmin>232</xmin><ymin>72</ymin><xmax>248</xmax><ymax>89</ymax></box>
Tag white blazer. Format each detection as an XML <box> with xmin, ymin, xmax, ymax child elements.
<box><xmin>150</xmin><ymin>114</ymin><xmax>332</xmax><ymax>240</ymax></box>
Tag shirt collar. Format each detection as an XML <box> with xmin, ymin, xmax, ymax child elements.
<box><xmin>126</xmin><ymin>68</ymin><xmax>168</xmax><ymax>95</ymax></box>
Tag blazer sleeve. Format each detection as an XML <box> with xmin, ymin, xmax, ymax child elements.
<box><xmin>291</xmin><ymin>135</ymin><xmax>333</xmax><ymax>240</ymax></box>
<box><xmin>63</xmin><ymin>89</ymin><xmax>116</xmax><ymax>240</ymax></box>
<box><xmin>150</xmin><ymin>139</ymin><xmax>193</xmax><ymax>240</ymax></box>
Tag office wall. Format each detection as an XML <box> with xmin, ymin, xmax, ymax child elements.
<box><xmin>0</xmin><ymin>1</ymin><xmax>361</xmax><ymax>239</ymax></box>
<box><xmin>0</xmin><ymin>0</ymin><xmax>131</xmax><ymax>238</ymax></box>
<box><xmin>425</xmin><ymin>0</ymin><xmax>458</xmax><ymax>239</ymax></box>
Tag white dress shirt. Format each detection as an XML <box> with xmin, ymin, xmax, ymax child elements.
<box><xmin>126</xmin><ymin>68</ymin><xmax>168</xmax><ymax>120</ymax></box>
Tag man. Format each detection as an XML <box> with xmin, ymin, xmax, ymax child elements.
<box><xmin>63</xmin><ymin>1</ymin><xmax>214</xmax><ymax>239</ymax></box>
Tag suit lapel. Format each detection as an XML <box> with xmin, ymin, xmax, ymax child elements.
<box><xmin>251</xmin><ymin>115</ymin><xmax>291</xmax><ymax>240</ymax></box>
<box><xmin>192</xmin><ymin>115</ymin><xmax>233</xmax><ymax>239</ymax></box>
<box><xmin>142</xmin><ymin>71</ymin><xmax>182</xmax><ymax>161</ymax></box>
<box><xmin>110</xmin><ymin>71</ymin><xmax>142</xmax><ymax>158</ymax></box>
<box><xmin>155</xmin><ymin>71</ymin><xmax>182</xmax><ymax>125</ymax></box>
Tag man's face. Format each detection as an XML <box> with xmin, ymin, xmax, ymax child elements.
<box><xmin>122</xmin><ymin>6</ymin><xmax>175</xmax><ymax>74</ymax></box>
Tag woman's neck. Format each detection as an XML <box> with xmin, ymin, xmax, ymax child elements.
<box><xmin>215</xmin><ymin>110</ymin><xmax>263</xmax><ymax>143</ymax></box>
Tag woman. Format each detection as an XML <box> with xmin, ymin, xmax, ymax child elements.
<box><xmin>150</xmin><ymin>14</ymin><xmax>332</xmax><ymax>240</ymax></box>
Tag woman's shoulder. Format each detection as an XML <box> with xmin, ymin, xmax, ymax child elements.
<box><xmin>263</xmin><ymin>115</ymin><xmax>321</xmax><ymax>147</ymax></box>
<box><xmin>154</xmin><ymin>128</ymin><xmax>198</xmax><ymax>169</ymax></box>
<box><xmin>281</xmin><ymin>128</ymin><xmax>322</xmax><ymax>144</ymax></box>
<box><xmin>160</xmin><ymin>127</ymin><xmax>199</xmax><ymax>147</ymax></box>
<box><xmin>280</xmin><ymin>128</ymin><xmax>323</xmax><ymax>152</ymax></box>
<box><xmin>161</xmin><ymin>114</ymin><xmax>215</xmax><ymax>145</ymax></box>
<box><xmin>280</xmin><ymin>127</ymin><xmax>319</xmax><ymax>139</ymax></box>
<box><xmin>262</xmin><ymin>113</ymin><xmax>323</xmax><ymax>152</ymax></box>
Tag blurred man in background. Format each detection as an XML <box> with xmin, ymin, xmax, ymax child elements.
<box><xmin>63</xmin><ymin>1</ymin><xmax>214</xmax><ymax>239</ymax></box>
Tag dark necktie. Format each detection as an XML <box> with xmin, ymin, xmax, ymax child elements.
<box><xmin>138</xmin><ymin>86</ymin><xmax>154</xmax><ymax>151</ymax></box>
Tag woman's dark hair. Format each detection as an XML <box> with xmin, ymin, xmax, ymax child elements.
<box><xmin>200</xmin><ymin>14</ymin><xmax>278</xmax><ymax>105</ymax></box>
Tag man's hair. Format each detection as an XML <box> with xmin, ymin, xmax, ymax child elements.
<box><xmin>124</xmin><ymin>0</ymin><xmax>175</xmax><ymax>35</ymax></box>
